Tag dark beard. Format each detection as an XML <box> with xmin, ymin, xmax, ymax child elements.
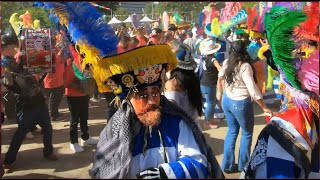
<box><xmin>136</xmin><ymin>105</ymin><xmax>162</xmax><ymax>127</ymax></box>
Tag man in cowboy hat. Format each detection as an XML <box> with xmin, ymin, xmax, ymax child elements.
<box><xmin>89</xmin><ymin>45</ymin><xmax>224</xmax><ymax>179</ymax></box>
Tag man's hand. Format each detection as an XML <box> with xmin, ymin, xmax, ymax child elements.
<box><xmin>259</xmin><ymin>39</ymin><xmax>269</xmax><ymax>46</ymax></box>
<box><xmin>136</xmin><ymin>167</ymin><xmax>161</xmax><ymax>179</ymax></box>
<box><xmin>136</xmin><ymin>167</ymin><xmax>168</xmax><ymax>179</ymax></box>
<box><xmin>2</xmin><ymin>72</ymin><xmax>14</xmax><ymax>86</ymax></box>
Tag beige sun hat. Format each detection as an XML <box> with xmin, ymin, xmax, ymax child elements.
<box><xmin>199</xmin><ymin>38</ymin><xmax>221</xmax><ymax>55</ymax></box>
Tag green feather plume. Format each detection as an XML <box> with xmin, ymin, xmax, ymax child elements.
<box><xmin>173</xmin><ymin>12</ymin><xmax>181</xmax><ymax>25</ymax></box>
<box><xmin>265</xmin><ymin>6</ymin><xmax>307</xmax><ymax>90</ymax></box>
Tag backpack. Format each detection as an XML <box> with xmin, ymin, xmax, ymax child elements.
<box><xmin>13</xmin><ymin>73</ymin><xmax>41</xmax><ymax>97</ymax></box>
<box><xmin>194</xmin><ymin>55</ymin><xmax>204</xmax><ymax>80</ymax></box>
<box><xmin>194</xmin><ymin>40</ymin><xmax>204</xmax><ymax>80</ymax></box>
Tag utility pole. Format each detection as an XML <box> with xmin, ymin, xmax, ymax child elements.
<box><xmin>152</xmin><ymin>2</ymin><xmax>154</xmax><ymax>19</ymax></box>
<box><xmin>152</xmin><ymin>2</ymin><xmax>159</xmax><ymax>19</ymax></box>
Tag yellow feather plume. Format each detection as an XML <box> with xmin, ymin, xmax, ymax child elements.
<box><xmin>9</xmin><ymin>13</ymin><xmax>23</xmax><ymax>36</ymax></box>
<box><xmin>33</xmin><ymin>20</ymin><xmax>41</xmax><ymax>29</ymax></box>
<box><xmin>211</xmin><ymin>18</ymin><xmax>222</xmax><ymax>37</ymax></box>
<box><xmin>257</xmin><ymin>45</ymin><xmax>269</xmax><ymax>61</ymax></box>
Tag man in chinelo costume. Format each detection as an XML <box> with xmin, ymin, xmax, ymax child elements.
<box><xmin>89</xmin><ymin>45</ymin><xmax>224</xmax><ymax>179</ymax></box>
<box><xmin>35</xmin><ymin>2</ymin><xmax>224</xmax><ymax>179</ymax></box>
<box><xmin>242</xmin><ymin>3</ymin><xmax>319</xmax><ymax>179</ymax></box>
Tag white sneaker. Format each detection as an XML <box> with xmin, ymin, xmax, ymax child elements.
<box><xmin>70</xmin><ymin>143</ymin><xmax>84</xmax><ymax>153</ymax></box>
<box><xmin>90</xmin><ymin>98</ymin><xmax>99</xmax><ymax>102</ymax></box>
<box><xmin>26</xmin><ymin>132</ymin><xmax>35</xmax><ymax>139</ymax></box>
<box><xmin>80</xmin><ymin>137</ymin><xmax>98</xmax><ymax>146</ymax></box>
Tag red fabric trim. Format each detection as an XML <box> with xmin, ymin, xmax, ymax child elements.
<box><xmin>271</xmin><ymin>108</ymin><xmax>313</xmax><ymax>147</ymax></box>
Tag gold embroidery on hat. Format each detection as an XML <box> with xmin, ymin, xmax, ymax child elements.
<box><xmin>121</xmin><ymin>74</ymin><xmax>135</xmax><ymax>88</ymax></box>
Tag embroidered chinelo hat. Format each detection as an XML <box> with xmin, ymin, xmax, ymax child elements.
<box><xmin>95</xmin><ymin>44</ymin><xmax>178</xmax><ymax>98</ymax></box>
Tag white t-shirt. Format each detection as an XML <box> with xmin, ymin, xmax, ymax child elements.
<box><xmin>164</xmin><ymin>91</ymin><xmax>201</xmax><ymax>130</ymax></box>
<box><xmin>192</xmin><ymin>27</ymin><xmax>197</xmax><ymax>39</ymax></box>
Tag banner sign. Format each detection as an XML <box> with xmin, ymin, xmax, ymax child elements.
<box><xmin>21</xmin><ymin>28</ymin><xmax>55</xmax><ymax>74</ymax></box>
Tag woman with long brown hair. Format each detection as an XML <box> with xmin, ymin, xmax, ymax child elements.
<box><xmin>217</xmin><ymin>40</ymin><xmax>273</xmax><ymax>173</ymax></box>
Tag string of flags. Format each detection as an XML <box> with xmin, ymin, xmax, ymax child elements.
<box><xmin>90</xmin><ymin>2</ymin><xmax>110</xmax><ymax>11</ymax></box>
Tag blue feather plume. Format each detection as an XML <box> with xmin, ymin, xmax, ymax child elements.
<box><xmin>33</xmin><ymin>2</ymin><xmax>45</xmax><ymax>7</ymax></box>
<box><xmin>49</xmin><ymin>13</ymin><xmax>60</xmax><ymax>30</ymax></box>
<box><xmin>247</xmin><ymin>41</ymin><xmax>261</xmax><ymax>60</ymax></box>
<box><xmin>198</xmin><ymin>12</ymin><xmax>204</xmax><ymax>28</ymax></box>
<box><xmin>38</xmin><ymin>2</ymin><xmax>118</xmax><ymax>57</ymax></box>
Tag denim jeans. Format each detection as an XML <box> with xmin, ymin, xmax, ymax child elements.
<box><xmin>221</xmin><ymin>94</ymin><xmax>254</xmax><ymax>172</ymax></box>
<box><xmin>200</xmin><ymin>85</ymin><xmax>216</xmax><ymax>122</ymax></box>
<box><xmin>4</xmin><ymin>104</ymin><xmax>54</xmax><ymax>165</ymax></box>
<box><xmin>67</xmin><ymin>96</ymin><xmax>90</xmax><ymax>144</ymax></box>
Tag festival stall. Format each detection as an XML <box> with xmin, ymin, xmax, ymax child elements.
<box><xmin>108</xmin><ymin>17</ymin><xmax>122</xmax><ymax>24</ymax></box>
<box><xmin>140</xmin><ymin>16</ymin><xmax>154</xmax><ymax>23</ymax></box>
<box><xmin>123</xmin><ymin>15</ymin><xmax>132</xmax><ymax>23</ymax></box>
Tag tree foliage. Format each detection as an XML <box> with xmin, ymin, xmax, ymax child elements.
<box><xmin>92</xmin><ymin>1</ymin><xmax>119</xmax><ymax>11</ymax></box>
<box><xmin>1</xmin><ymin>2</ymin><xmax>53</xmax><ymax>33</ymax></box>
<box><xmin>91</xmin><ymin>1</ymin><xmax>119</xmax><ymax>16</ymax></box>
<box><xmin>1</xmin><ymin>2</ymin><xmax>120</xmax><ymax>33</ymax></box>
<box><xmin>114</xmin><ymin>7</ymin><xmax>130</xmax><ymax>21</ymax></box>
<box><xmin>241</xmin><ymin>2</ymin><xmax>260</xmax><ymax>10</ymax></box>
<box><xmin>143</xmin><ymin>2</ymin><xmax>226</xmax><ymax>23</ymax></box>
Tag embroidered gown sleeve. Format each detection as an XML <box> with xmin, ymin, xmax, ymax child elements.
<box><xmin>158</xmin><ymin>120</ymin><xmax>208</xmax><ymax>178</ymax></box>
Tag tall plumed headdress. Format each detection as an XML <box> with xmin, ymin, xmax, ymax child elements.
<box><xmin>35</xmin><ymin>2</ymin><xmax>118</xmax><ymax>91</ymax></box>
<box><xmin>162</xmin><ymin>11</ymin><xmax>169</xmax><ymax>31</ymax></box>
<box><xmin>19</xmin><ymin>11</ymin><xmax>33</xmax><ymax>28</ymax></box>
<box><xmin>36</xmin><ymin>2</ymin><xmax>118</xmax><ymax>56</ymax></box>
<box><xmin>265</xmin><ymin>4</ymin><xmax>319</xmax><ymax>150</ymax></box>
<box><xmin>265</xmin><ymin>5</ymin><xmax>320</xmax><ymax>116</ymax></box>
<box><xmin>9</xmin><ymin>13</ymin><xmax>23</xmax><ymax>36</ymax></box>
<box><xmin>204</xmin><ymin>10</ymin><xmax>247</xmax><ymax>37</ymax></box>
<box><xmin>170</xmin><ymin>11</ymin><xmax>190</xmax><ymax>29</ymax></box>
<box><xmin>294</xmin><ymin>2</ymin><xmax>319</xmax><ymax>42</ymax></box>
<box><xmin>264</xmin><ymin>5</ymin><xmax>307</xmax><ymax>90</ymax></box>
<box><xmin>35</xmin><ymin>2</ymin><xmax>177</xmax><ymax>95</ymax></box>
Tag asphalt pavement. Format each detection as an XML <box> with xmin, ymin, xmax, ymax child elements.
<box><xmin>1</xmin><ymin>96</ymin><xmax>280</xmax><ymax>179</ymax></box>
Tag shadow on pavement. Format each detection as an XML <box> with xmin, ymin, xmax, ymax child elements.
<box><xmin>1</xmin><ymin>122</ymin><xmax>106</xmax><ymax>146</ymax></box>
<box><xmin>3</xmin><ymin>173</ymin><xmax>64</xmax><ymax>179</ymax></box>
<box><xmin>206</xmin><ymin>99</ymin><xmax>282</xmax><ymax>128</ymax></box>
<box><xmin>202</xmin><ymin>132</ymin><xmax>224</xmax><ymax>156</ymax></box>
<box><xmin>1</xmin><ymin>144</ymin><xmax>95</xmax><ymax>173</ymax></box>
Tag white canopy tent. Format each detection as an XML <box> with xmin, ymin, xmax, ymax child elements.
<box><xmin>108</xmin><ymin>17</ymin><xmax>122</xmax><ymax>24</ymax></box>
<box><xmin>140</xmin><ymin>16</ymin><xmax>154</xmax><ymax>23</ymax></box>
<box><xmin>123</xmin><ymin>16</ymin><xmax>132</xmax><ymax>23</ymax></box>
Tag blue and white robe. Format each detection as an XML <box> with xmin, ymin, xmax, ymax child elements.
<box><xmin>129</xmin><ymin>114</ymin><xmax>208</xmax><ymax>178</ymax></box>
<box><xmin>242</xmin><ymin>116</ymin><xmax>319</xmax><ymax>178</ymax></box>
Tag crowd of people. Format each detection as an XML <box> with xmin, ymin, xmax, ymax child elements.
<box><xmin>1</xmin><ymin>1</ymin><xmax>319</xmax><ymax>179</ymax></box>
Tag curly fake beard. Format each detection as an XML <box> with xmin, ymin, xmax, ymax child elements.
<box><xmin>136</xmin><ymin>104</ymin><xmax>162</xmax><ymax>127</ymax></box>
